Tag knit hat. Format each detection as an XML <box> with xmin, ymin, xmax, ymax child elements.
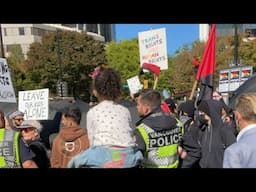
<box><xmin>198</xmin><ymin>100</ymin><xmax>210</xmax><ymax>116</ymax></box>
<box><xmin>9</xmin><ymin>110</ymin><xmax>24</xmax><ymax>119</ymax></box>
<box><xmin>178</xmin><ymin>100</ymin><xmax>195</xmax><ymax>118</ymax></box>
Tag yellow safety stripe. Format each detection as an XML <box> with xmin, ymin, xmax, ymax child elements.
<box><xmin>0</xmin><ymin>128</ymin><xmax>4</xmax><ymax>141</ymax></box>
<box><xmin>137</xmin><ymin>126</ymin><xmax>149</xmax><ymax>150</ymax></box>
<box><xmin>176</xmin><ymin>118</ymin><xmax>184</xmax><ymax>135</ymax></box>
<box><xmin>14</xmin><ymin>132</ymin><xmax>20</xmax><ymax>166</ymax></box>
<box><xmin>158</xmin><ymin>144</ymin><xmax>178</xmax><ymax>157</ymax></box>
<box><xmin>0</xmin><ymin>129</ymin><xmax>5</xmax><ymax>167</ymax></box>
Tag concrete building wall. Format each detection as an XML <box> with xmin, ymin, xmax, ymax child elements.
<box><xmin>199</xmin><ymin>24</ymin><xmax>210</xmax><ymax>42</ymax></box>
<box><xmin>0</xmin><ymin>23</ymin><xmax>114</xmax><ymax>58</ymax></box>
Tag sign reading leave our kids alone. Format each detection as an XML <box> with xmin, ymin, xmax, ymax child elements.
<box><xmin>138</xmin><ymin>28</ymin><xmax>168</xmax><ymax>70</ymax></box>
<box><xmin>18</xmin><ymin>88</ymin><xmax>49</xmax><ymax>120</ymax></box>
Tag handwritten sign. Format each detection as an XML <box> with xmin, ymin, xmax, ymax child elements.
<box><xmin>127</xmin><ymin>76</ymin><xmax>143</xmax><ymax>94</ymax></box>
<box><xmin>138</xmin><ymin>28</ymin><xmax>168</xmax><ymax>70</ymax></box>
<box><xmin>18</xmin><ymin>88</ymin><xmax>49</xmax><ymax>120</ymax></box>
<box><xmin>0</xmin><ymin>58</ymin><xmax>16</xmax><ymax>103</ymax></box>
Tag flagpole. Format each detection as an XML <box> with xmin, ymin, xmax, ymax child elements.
<box><xmin>189</xmin><ymin>80</ymin><xmax>198</xmax><ymax>100</ymax></box>
<box><xmin>153</xmin><ymin>75</ymin><xmax>159</xmax><ymax>90</ymax></box>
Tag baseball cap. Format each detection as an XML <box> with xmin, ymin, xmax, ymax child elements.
<box><xmin>9</xmin><ymin>110</ymin><xmax>24</xmax><ymax>119</ymax></box>
<box><xmin>17</xmin><ymin>120</ymin><xmax>42</xmax><ymax>132</ymax></box>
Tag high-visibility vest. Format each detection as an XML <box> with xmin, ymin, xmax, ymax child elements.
<box><xmin>175</xmin><ymin>118</ymin><xmax>184</xmax><ymax>135</ymax></box>
<box><xmin>137</xmin><ymin>123</ymin><xmax>182</xmax><ymax>168</ymax></box>
<box><xmin>0</xmin><ymin>129</ymin><xmax>21</xmax><ymax>168</ymax></box>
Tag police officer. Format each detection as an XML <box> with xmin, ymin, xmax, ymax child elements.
<box><xmin>135</xmin><ymin>89</ymin><xmax>182</xmax><ymax>168</ymax></box>
<box><xmin>0</xmin><ymin>110</ymin><xmax>38</xmax><ymax>168</ymax></box>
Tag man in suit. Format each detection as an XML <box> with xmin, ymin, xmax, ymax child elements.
<box><xmin>223</xmin><ymin>93</ymin><xmax>256</xmax><ymax>168</ymax></box>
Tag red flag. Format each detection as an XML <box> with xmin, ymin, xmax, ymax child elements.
<box><xmin>161</xmin><ymin>101</ymin><xmax>171</xmax><ymax>113</ymax></box>
<box><xmin>192</xmin><ymin>57</ymin><xmax>200</xmax><ymax>68</ymax></box>
<box><xmin>141</xmin><ymin>63</ymin><xmax>160</xmax><ymax>77</ymax></box>
<box><xmin>196</xmin><ymin>24</ymin><xmax>216</xmax><ymax>103</ymax></box>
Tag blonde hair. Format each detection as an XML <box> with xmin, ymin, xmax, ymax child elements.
<box><xmin>236</xmin><ymin>93</ymin><xmax>256</xmax><ymax>123</ymax></box>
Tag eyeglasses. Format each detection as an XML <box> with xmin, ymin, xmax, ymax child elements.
<box><xmin>14</xmin><ymin>118</ymin><xmax>24</xmax><ymax>121</ymax></box>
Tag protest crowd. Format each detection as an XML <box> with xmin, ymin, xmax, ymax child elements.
<box><xmin>1</xmin><ymin>24</ymin><xmax>256</xmax><ymax>168</ymax></box>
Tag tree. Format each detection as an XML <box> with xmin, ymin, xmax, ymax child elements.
<box><xmin>6</xmin><ymin>44</ymin><xmax>31</xmax><ymax>95</ymax></box>
<box><xmin>238</xmin><ymin>37</ymin><xmax>256</xmax><ymax>69</ymax></box>
<box><xmin>106</xmin><ymin>39</ymin><xmax>141</xmax><ymax>97</ymax></box>
<box><xmin>106</xmin><ymin>38</ymin><xmax>140</xmax><ymax>81</ymax></box>
<box><xmin>106</xmin><ymin>39</ymin><xmax>179</xmax><ymax>97</ymax></box>
<box><xmin>24</xmin><ymin>31</ymin><xmax>106</xmax><ymax>101</ymax></box>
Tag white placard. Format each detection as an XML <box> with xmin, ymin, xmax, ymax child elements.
<box><xmin>229</xmin><ymin>68</ymin><xmax>240</xmax><ymax>91</ymax></box>
<box><xmin>219</xmin><ymin>69</ymin><xmax>230</xmax><ymax>93</ymax></box>
<box><xmin>138</xmin><ymin>28</ymin><xmax>168</xmax><ymax>70</ymax></box>
<box><xmin>0</xmin><ymin>58</ymin><xmax>16</xmax><ymax>103</ymax></box>
<box><xmin>240</xmin><ymin>66</ymin><xmax>253</xmax><ymax>82</ymax></box>
<box><xmin>18</xmin><ymin>88</ymin><xmax>49</xmax><ymax>120</ymax></box>
<box><xmin>127</xmin><ymin>76</ymin><xmax>143</xmax><ymax>94</ymax></box>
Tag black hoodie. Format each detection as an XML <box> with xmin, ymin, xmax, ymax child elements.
<box><xmin>197</xmin><ymin>100</ymin><xmax>236</xmax><ymax>168</ymax></box>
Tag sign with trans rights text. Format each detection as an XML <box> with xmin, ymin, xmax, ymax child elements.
<box><xmin>139</xmin><ymin>28</ymin><xmax>168</xmax><ymax>70</ymax></box>
<box><xmin>18</xmin><ymin>88</ymin><xmax>49</xmax><ymax>120</ymax></box>
<box><xmin>0</xmin><ymin>58</ymin><xmax>16</xmax><ymax>103</ymax></box>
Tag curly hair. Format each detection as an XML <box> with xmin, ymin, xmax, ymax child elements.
<box><xmin>93</xmin><ymin>68</ymin><xmax>121</xmax><ymax>101</ymax></box>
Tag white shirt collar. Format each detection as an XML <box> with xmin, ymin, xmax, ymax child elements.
<box><xmin>237</xmin><ymin>124</ymin><xmax>256</xmax><ymax>141</ymax></box>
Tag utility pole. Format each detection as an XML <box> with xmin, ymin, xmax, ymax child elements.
<box><xmin>234</xmin><ymin>24</ymin><xmax>238</xmax><ymax>66</ymax></box>
<box><xmin>56</xmin><ymin>29</ymin><xmax>68</xmax><ymax>97</ymax></box>
<box><xmin>56</xmin><ymin>29</ymin><xmax>63</xmax><ymax>97</ymax></box>
<box><xmin>0</xmin><ymin>24</ymin><xmax>5</xmax><ymax>58</ymax></box>
<box><xmin>57</xmin><ymin>29</ymin><xmax>63</xmax><ymax>81</ymax></box>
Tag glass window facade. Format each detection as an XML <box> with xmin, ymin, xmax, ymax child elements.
<box><xmin>86</xmin><ymin>24</ymin><xmax>98</xmax><ymax>33</ymax></box>
<box><xmin>216</xmin><ymin>24</ymin><xmax>256</xmax><ymax>37</ymax></box>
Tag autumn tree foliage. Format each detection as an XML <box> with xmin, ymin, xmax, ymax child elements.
<box><xmin>24</xmin><ymin>31</ymin><xmax>106</xmax><ymax>100</ymax></box>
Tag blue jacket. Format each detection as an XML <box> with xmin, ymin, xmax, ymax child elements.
<box><xmin>223</xmin><ymin>125</ymin><xmax>256</xmax><ymax>168</ymax></box>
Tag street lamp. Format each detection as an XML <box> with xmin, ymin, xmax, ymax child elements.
<box><xmin>57</xmin><ymin>29</ymin><xmax>63</xmax><ymax>82</ymax></box>
<box><xmin>234</xmin><ymin>24</ymin><xmax>239</xmax><ymax>66</ymax></box>
<box><xmin>56</xmin><ymin>29</ymin><xmax>68</xmax><ymax>97</ymax></box>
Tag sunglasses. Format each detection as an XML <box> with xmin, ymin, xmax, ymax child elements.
<box><xmin>20</xmin><ymin>127</ymin><xmax>35</xmax><ymax>133</ymax></box>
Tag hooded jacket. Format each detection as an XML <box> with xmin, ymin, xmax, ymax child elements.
<box><xmin>50</xmin><ymin>126</ymin><xmax>89</xmax><ymax>168</ymax></box>
<box><xmin>190</xmin><ymin>100</ymin><xmax>236</xmax><ymax>168</ymax></box>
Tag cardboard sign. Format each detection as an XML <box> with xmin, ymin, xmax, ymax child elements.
<box><xmin>139</xmin><ymin>28</ymin><xmax>168</xmax><ymax>70</ymax></box>
<box><xmin>0</xmin><ymin>58</ymin><xmax>16</xmax><ymax>103</ymax></box>
<box><xmin>127</xmin><ymin>76</ymin><xmax>143</xmax><ymax>94</ymax></box>
<box><xmin>18</xmin><ymin>88</ymin><xmax>49</xmax><ymax>120</ymax></box>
